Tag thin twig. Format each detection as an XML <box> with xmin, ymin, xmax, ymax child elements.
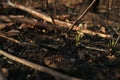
<box><xmin>69</xmin><ymin>0</ymin><xmax>96</xmax><ymax>31</ymax></box>
<box><xmin>0</xmin><ymin>31</ymin><xmax>38</xmax><ymax>46</ymax></box>
<box><xmin>45</xmin><ymin>0</ymin><xmax>56</xmax><ymax>27</ymax></box>
<box><xmin>80</xmin><ymin>43</ymin><xmax>107</xmax><ymax>52</ymax></box>
<box><xmin>0</xmin><ymin>50</ymin><xmax>82</xmax><ymax>80</ymax></box>
<box><xmin>0</xmin><ymin>31</ymin><xmax>21</xmax><ymax>44</ymax></box>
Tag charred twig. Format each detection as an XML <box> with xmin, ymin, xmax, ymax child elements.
<box><xmin>0</xmin><ymin>50</ymin><xmax>82</xmax><ymax>80</ymax></box>
<box><xmin>45</xmin><ymin>0</ymin><xmax>56</xmax><ymax>27</ymax></box>
<box><xmin>6</xmin><ymin>0</ymin><xmax>112</xmax><ymax>38</ymax></box>
<box><xmin>69</xmin><ymin>0</ymin><xmax>96</xmax><ymax>31</ymax></box>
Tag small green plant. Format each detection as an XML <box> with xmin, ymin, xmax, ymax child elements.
<box><xmin>109</xmin><ymin>36</ymin><xmax>119</xmax><ymax>52</ymax></box>
<box><xmin>75</xmin><ymin>31</ymin><xmax>84</xmax><ymax>46</ymax></box>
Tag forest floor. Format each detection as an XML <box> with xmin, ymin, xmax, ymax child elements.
<box><xmin>0</xmin><ymin>1</ymin><xmax>120</xmax><ymax>80</ymax></box>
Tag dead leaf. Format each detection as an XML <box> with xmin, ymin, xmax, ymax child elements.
<box><xmin>0</xmin><ymin>24</ymin><xmax>6</xmax><ymax>30</ymax></box>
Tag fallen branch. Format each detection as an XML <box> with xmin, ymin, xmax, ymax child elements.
<box><xmin>0</xmin><ymin>50</ymin><xmax>82</xmax><ymax>80</ymax></box>
<box><xmin>6</xmin><ymin>0</ymin><xmax>112</xmax><ymax>38</ymax></box>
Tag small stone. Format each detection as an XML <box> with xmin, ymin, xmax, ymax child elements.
<box><xmin>70</xmin><ymin>58</ymin><xmax>76</xmax><ymax>63</ymax></box>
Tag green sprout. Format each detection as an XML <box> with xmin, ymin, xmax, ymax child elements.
<box><xmin>75</xmin><ymin>31</ymin><xmax>84</xmax><ymax>46</ymax></box>
<box><xmin>109</xmin><ymin>36</ymin><xmax>119</xmax><ymax>52</ymax></box>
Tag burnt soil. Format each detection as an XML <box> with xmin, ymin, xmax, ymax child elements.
<box><xmin>0</xmin><ymin>3</ymin><xmax>120</xmax><ymax>80</ymax></box>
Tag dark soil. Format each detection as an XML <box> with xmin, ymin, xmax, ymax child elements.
<box><xmin>0</xmin><ymin>1</ymin><xmax>120</xmax><ymax>80</ymax></box>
